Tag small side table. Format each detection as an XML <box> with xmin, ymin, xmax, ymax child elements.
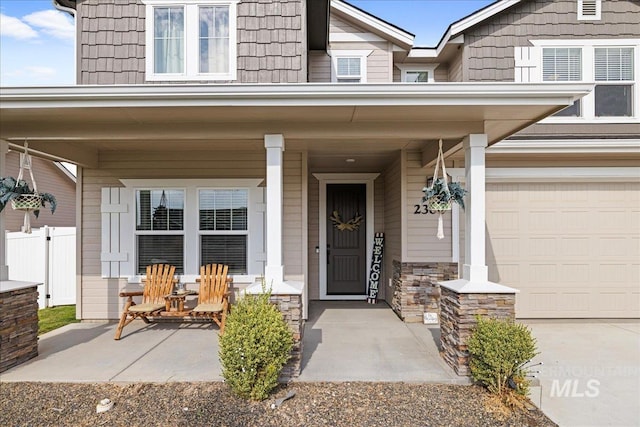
<box><xmin>163</xmin><ymin>290</ymin><xmax>198</xmax><ymax>316</ymax></box>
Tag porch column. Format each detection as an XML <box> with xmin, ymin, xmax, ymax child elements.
<box><xmin>463</xmin><ymin>133</ymin><xmax>489</xmax><ymax>282</ymax></box>
<box><xmin>0</xmin><ymin>140</ymin><xmax>8</xmax><ymax>281</ymax></box>
<box><xmin>264</xmin><ymin>134</ymin><xmax>284</xmax><ymax>285</ymax></box>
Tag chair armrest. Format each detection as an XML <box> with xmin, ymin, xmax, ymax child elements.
<box><xmin>119</xmin><ymin>291</ymin><xmax>144</xmax><ymax>297</ymax></box>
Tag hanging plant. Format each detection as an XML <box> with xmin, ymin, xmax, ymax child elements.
<box><xmin>421</xmin><ymin>140</ymin><xmax>466</xmax><ymax>240</ymax></box>
<box><xmin>0</xmin><ymin>176</ymin><xmax>57</xmax><ymax>218</ymax></box>
<box><xmin>0</xmin><ymin>146</ymin><xmax>57</xmax><ymax>233</ymax></box>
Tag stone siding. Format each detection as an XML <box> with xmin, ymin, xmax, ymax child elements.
<box><xmin>391</xmin><ymin>261</ymin><xmax>457</xmax><ymax>323</ymax></box>
<box><xmin>77</xmin><ymin>0</ymin><xmax>306</xmax><ymax>84</ymax></box>
<box><xmin>0</xmin><ymin>286</ymin><xmax>39</xmax><ymax>373</ymax></box>
<box><xmin>439</xmin><ymin>287</ymin><xmax>515</xmax><ymax>376</ymax></box>
<box><xmin>270</xmin><ymin>293</ymin><xmax>303</xmax><ymax>380</ymax></box>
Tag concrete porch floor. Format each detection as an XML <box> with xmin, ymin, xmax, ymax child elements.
<box><xmin>0</xmin><ymin>301</ymin><xmax>461</xmax><ymax>383</ymax></box>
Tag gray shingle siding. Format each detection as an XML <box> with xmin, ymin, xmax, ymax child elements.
<box><xmin>77</xmin><ymin>0</ymin><xmax>306</xmax><ymax>84</ymax></box>
<box><xmin>461</xmin><ymin>0</ymin><xmax>640</xmax><ymax>82</ymax></box>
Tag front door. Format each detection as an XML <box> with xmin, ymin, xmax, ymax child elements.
<box><xmin>326</xmin><ymin>184</ymin><xmax>367</xmax><ymax>295</ymax></box>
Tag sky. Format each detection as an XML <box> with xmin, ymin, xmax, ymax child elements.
<box><xmin>0</xmin><ymin>0</ymin><xmax>495</xmax><ymax>86</ymax></box>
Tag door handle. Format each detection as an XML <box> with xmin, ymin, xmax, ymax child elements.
<box><xmin>327</xmin><ymin>245</ymin><xmax>331</xmax><ymax>264</ymax></box>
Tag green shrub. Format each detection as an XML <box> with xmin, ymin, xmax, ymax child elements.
<box><xmin>219</xmin><ymin>290</ymin><xmax>294</xmax><ymax>401</ymax></box>
<box><xmin>467</xmin><ymin>316</ymin><xmax>537</xmax><ymax>400</ymax></box>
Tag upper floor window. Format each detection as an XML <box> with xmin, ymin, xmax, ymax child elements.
<box><xmin>397</xmin><ymin>64</ymin><xmax>437</xmax><ymax>83</ymax></box>
<box><xmin>330</xmin><ymin>50</ymin><xmax>371</xmax><ymax>83</ymax></box>
<box><xmin>524</xmin><ymin>39</ymin><xmax>640</xmax><ymax>122</ymax></box>
<box><xmin>578</xmin><ymin>0</ymin><xmax>601</xmax><ymax>21</ymax></box>
<box><xmin>594</xmin><ymin>47</ymin><xmax>634</xmax><ymax>117</ymax></box>
<box><xmin>143</xmin><ymin>0</ymin><xmax>237</xmax><ymax>81</ymax></box>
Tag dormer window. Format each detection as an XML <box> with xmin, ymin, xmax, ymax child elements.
<box><xmin>578</xmin><ymin>0</ymin><xmax>601</xmax><ymax>21</ymax></box>
<box><xmin>143</xmin><ymin>0</ymin><xmax>238</xmax><ymax>81</ymax></box>
<box><xmin>331</xmin><ymin>50</ymin><xmax>372</xmax><ymax>83</ymax></box>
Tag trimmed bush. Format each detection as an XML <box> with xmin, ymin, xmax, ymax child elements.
<box><xmin>467</xmin><ymin>316</ymin><xmax>537</xmax><ymax>400</ymax></box>
<box><xmin>219</xmin><ymin>290</ymin><xmax>294</xmax><ymax>401</ymax></box>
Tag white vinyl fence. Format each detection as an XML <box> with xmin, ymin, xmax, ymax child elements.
<box><xmin>6</xmin><ymin>226</ymin><xmax>76</xmax><ymax>309</ymax></box>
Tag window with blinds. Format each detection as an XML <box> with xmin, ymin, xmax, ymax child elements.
<box><xmin>594</xmin><ymin>47</ymin><xmax>634</xmax><ymax>117</ymax></box>
<box><xmin>336</xmin><ymin>57</ymin><xmax>362</xmax><ymax>82</ymax></box>
<box><xmin>543</xmin><ymin>48</ymin><xmax>582</xmax><ymax>117</ymax></box>
<box><xmin>136</xmin><ymin>189</ymin><xmax>185</xmax><ymax>274</ymax></box>
<box><xmin>199</xmin><ymin>189</ymin><xmax>248</xmax><ymax>274</ymax></box>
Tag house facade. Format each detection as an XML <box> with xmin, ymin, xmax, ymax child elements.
<box><xmin>0</xmin><ymin>0</ymin><xmax>635</xmax><ymax>323</ymax></box>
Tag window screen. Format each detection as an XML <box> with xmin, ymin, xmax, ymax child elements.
<box><xmin>336</xmin><ymin>57</ymin><xmax>362</xmax><ymax>82</ymax></box>
<box><xmin>594</xmin><ymin>47</ymin><xmax>634</xmax><ymax>117</ymax></box>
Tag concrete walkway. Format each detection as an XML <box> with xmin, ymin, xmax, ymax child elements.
<box><xmin>298</xmin><ymin>301</ymin><xmax>462</xmax><ymax>383</ymax></box>
<box><xmin>525</xmin><ymin>319</ymin><xmax>640</xmax><ymax>427</ymax></box>
<box><xmin>0</xmin><ymin>302</ymin><xmax>461</xmax><ymax>384</ymax></box>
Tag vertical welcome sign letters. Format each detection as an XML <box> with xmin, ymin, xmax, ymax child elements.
<box><xmin>366</xmin><ymin>232</ymin><xmax>384</xmax><ymax>304</ymax></box>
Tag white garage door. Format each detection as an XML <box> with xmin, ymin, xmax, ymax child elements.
<box><xmin>486</xmin><ymin>181</ymin><xmax>640</xmax><ymax>318</ymax></box>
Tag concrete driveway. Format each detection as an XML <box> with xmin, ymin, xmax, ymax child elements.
<box><xmin>525</xmin><ymin>320</ymin><xmax>640</xmax><ymax>427</ymax></box>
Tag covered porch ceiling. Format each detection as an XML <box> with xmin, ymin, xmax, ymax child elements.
<box><xmin>0</xmin><ymin>83</ymin><xmax>591</xmax><ymax>169</ymax></box>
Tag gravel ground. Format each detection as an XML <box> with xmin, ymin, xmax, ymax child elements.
<box><xmin>0</xmin><ymin>382</ymin><xmax>555</xmax><ymax>427</ymax></box>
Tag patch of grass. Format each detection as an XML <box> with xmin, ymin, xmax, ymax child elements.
<box><xmin>38</xmin><ymin>305</ymin><xmax>79</xmax><ymax>335</ymax></box>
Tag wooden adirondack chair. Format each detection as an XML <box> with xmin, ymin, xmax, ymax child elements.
<box><xmin>114</xmin><ymin>264</ymin><xmax>177</xmax><ymax>340</ymax></box>
<box><xmin>192</xmin><ymin>264</ymin><xmax>232</xmax><ymax>333</ymax></box>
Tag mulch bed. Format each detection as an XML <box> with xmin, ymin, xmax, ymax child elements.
<box><xmin>0</xmin><ymin>382</ymin><xmax>556</xmax><ymax>427</ymax></box>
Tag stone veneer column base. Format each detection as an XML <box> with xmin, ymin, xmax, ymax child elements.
<box><xmin>0</xmin><ymin>286</ymin><xmax>39</xmax><ymax>373</ymax></box>
<box><xmin>391</xmin><ymin>260</ymin><xmax>458</xmax><ymax>323</ymax></box>
<box><xmin>269</xmin><ymin>294</ymin><xmax>304</xmax><ymax>381</ymax></box>
<box><xmin>439</xmin><ymin>286</ymin><xmax>516</xmax><ymax>376</ymax></box>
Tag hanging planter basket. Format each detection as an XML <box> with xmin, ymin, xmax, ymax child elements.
<box><xmin>11</xmin><ymin>194</ymin><xmax>44</xmax><ymax>211</ymax></box>
<box><xmin>425</xmin><ymin>197</ymin><xmax>452</xmax><ymax>213</ymax></box>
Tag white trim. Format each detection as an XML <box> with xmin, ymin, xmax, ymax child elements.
<box><xmin>301</xmin><ymin>152</ymin><xmax>309</xmax><ymax>319</ymax></box>
<box><xmin>142</xmin><ymin>0</ymin><xmax>238</xmax><ymax>82</ymax></box>
<box><xmin>331</xmin><ymin>0</ymin><xmax>414</xmax><ymax>47</ymax></box>
<box><xmin>0</xmin><ymin>83</ymin><xmax>593</xmax><ymax>108</ymax></box>
<box><xmin>313</xmin><ymin>173</ymin><xmax>379</xmax><ymax>301</ymax></box>
<box><xmin>531</xmin><ymin>39</ymin><xmax>640</xmax><ymax>47</ymax></box>
<box><xmin>396</xmin><ymin>64</ymin><xmax>437</xmax><ymax>83</ymax></box>
<box><xmin>578</xmin><ymin>0</ymin><xmax>601</xmax><ymax>21</ymax></box>
<box><xmin>264</xmin><ymin>134</ymin><xmax>284</xmax><ymax>285</ymax></box>
<box><xmin>329</xmin><ymin>50</ymin><xmax>372</xmax><ymax>83</ymax></box>
<box><xmin>448</xmin><ymin>167</ymin><xmax>640</xmax><ymax>183</ymax></box>
<box><xmin>330</xmin><ymin>33</ymin><xmax>386</xmax><ymax>43</ymax></box>
<box><xmin>490</xmin><ymin>139</ymin><xmax>640</xmax><ymax>154</ymax></box>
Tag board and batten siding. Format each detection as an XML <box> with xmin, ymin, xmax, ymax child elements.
<box><xmin>383</xmin><ymin>153</ymin><xmax>402</xmax><ymax>306</ymax></box>
<box><xmin>463</xmin><ymin>0</ymin><xmax>639</xmax><ymax>82</ymax></box>
<box><xmin>76</xmin><ymin>0</ymin><xmax>307</xmax><ymax>84</ymax></box>
<box><xmin>3</xmin><ymin>151</ymin><xmax>76</xmax><ymax>232</ymax></box>
<box><xmin>404</xmin><ymin>151</ymin><xmax>453</xmax><ymax>262</ymax></box>
<box><xmin>81</xmin><ymin>150</ymin><xmax>272</xmax><ymax>320</ymax></box>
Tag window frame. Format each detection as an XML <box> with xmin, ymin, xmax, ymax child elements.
<box><xmin>330</xmin><ymin>50</ymin><xmax>372</xmax><ymax>83</ymax></box>
<box><xmin>532</xmin><ymin>39</ymin><xmax>640</xmax><ymax>124</ymax></box>
<box><xmin>198</xmin><ymin>188</ymin><xmax>250</xmax><ymax>274</ymax></box>
<box><xmin>396</xmin><ymin>64</ymin><xmax>437</xmax><ymax>83</ymax></box>
<box><xmin>143</xmin><ymin>0</ymin><xmax>238</xmax><ymax>82</ymax></box>
<box><xmin>120</xmin><ymin>179</ymin><xmax>263</xmax><ymax>283</ymax></box>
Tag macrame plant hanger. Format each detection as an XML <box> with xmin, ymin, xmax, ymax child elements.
<box><xmin>12</xmin><ymin>142</ymin><xmax>40</xmax><ymax>234</ymax></box>
<box><xmin>426</xmin><ymin>139</ymin><xmax>451</xmax><ymax>240</ymax></box>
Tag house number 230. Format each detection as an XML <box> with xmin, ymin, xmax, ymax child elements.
<box><xmin>413</xmin><ymin>204</ymin><xmax>437</xmax><ymax>215</ymax></box>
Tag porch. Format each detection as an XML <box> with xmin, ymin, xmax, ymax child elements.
<box><xmin>0</xmin><ymin>302</ymin><xmax>460</xmax><ymax>383</ymax></box>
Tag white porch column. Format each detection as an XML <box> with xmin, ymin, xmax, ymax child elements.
<box><xmin>264</xmin><ymin>134</ymin><xmax>285</xmax><ymax>285</ymax></box>
<box><xmin>0</xmin><ymin>140</ymin><xmax>9</xmax><ymax>280</ymax></box>
<box><xmin>462</xmin><ymin>134</ymin><xmax>489</xmax><ymax>283</ymax></box>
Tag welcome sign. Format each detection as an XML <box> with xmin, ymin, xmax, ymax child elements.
<box><xmin>366</xmin><ymin>233</ymin><xmax>384</xmax><ymax>304</ymax></box>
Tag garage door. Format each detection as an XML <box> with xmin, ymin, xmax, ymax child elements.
<box><xmin>486</xmin><ymin>181</ymin><xmax>640</xmax><ymax>318</ymax></box>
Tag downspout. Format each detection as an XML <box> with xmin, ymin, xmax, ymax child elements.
<box><xmin>52</xmin><ymin>1</ymin><xmax>78</xmax><ymax>85</ymax></box>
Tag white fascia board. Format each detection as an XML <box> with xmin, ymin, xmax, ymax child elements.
<box><xmin>414</xmin><ymin>0</ymin><xmax>520</xmax><ymax>54</ymax></box>
<box><xmin>490</xmin><ymin>139</ymin><xmax>640</xmax><ymax>154</ymax></box>
<box><xmin>331</xmin><ymin>0</ymin><xmax>414</xmax><ymax>47</ymax></box>
<box><xmin>0</xmin><ymin>83</ymin><xmax>593</xmax><ymax>108</ymax></box>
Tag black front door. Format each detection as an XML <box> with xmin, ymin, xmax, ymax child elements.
<box><xmin>326</xmin><ymin>184</ymin><xmax>366</xmax><ymax>295</ymax></box>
